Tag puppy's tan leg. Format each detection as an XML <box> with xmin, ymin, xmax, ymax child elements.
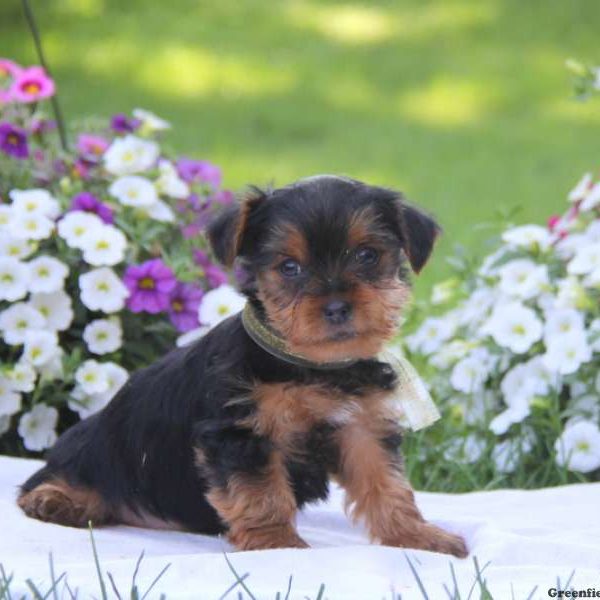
<box><xmin>18</xmin><ymin>480</ymin><xmax>113</xmax><ymax>528</ymax></box>
<box><xmin>206</xmin><ymin>451</ymin><xmax>308</xmax><ymax>551</ymax></box>
<box><xmin>337</xmin><ymin>423</ymin><xmax>468</xmax><ymax>558</ymax></box>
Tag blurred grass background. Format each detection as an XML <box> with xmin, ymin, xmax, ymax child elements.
<box><xmin>1</xmin><ymin>0</ymin><xmax>599</xmax><ymax>292</ymax></box>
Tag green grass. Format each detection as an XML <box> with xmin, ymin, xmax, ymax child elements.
<box><xmin>2</xmin><ymin>0</ymin><xmax>599</xmax><ymax>293</ymax></box>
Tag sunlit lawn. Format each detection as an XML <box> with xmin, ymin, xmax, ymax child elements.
<box><xmin>2</xmin><ymin>0</ymin><xmax>600</xmax><ymax>293</ymax></box>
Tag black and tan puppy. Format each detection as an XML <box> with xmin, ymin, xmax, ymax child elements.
<box><xmin>18</xmin><ymin>175</ymin><xmax>467</xmax><ymax>557</ymax></box>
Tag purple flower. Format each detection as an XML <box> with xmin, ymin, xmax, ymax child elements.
<box><xmin>176</xmin><ymin>158</ymin><xmax>222</xmax><ymax>187</ymax></box>
<box><xmin>110</xmin><ymin>113</ymin><xmax>141</xmax><ymax>134</ymax></box>
<box><xmin>168</xmin><ymin>282</ymin><xmax>203</xmax><ymax>332</ymax></box>
<box><xmin>0</xmin><ymin>123</ymin><xmax>29</xmax><ymax>159</ymax></box>
<box><xmin>193</xmin><ymin>250</ymin><xmax>229</xmax><ymax>288</ymax></box>
<box><xmin>209</xmin><ymin>190</ymin><xmax>234</xmax><ymax>205</ymax></box>
<box><xmin>123</xmin><ymin>259</ymin><xmax>177</xmax><ymax>314</ymax></box>
<box><xmin>30</xmin><ymin>119</ymin><xmax>56</xmax><ymax>136</ymax></box>
<box><xmin>70</xmin><ymin>192</ymin><xmax>114</xmax><ymax>224</ymax></box>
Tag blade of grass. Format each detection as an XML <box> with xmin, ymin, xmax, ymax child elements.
<box><xmin>405</xmin><ymin>554</ymin><xmax>430</xmax><ymax>600</ymax></box>
<box><xmin>0</xmin><ymin>565</ymin><xmax>14</xmax><ymax>600</ymax></box>
<box><xmin>88</xmin><ymin>521</ymin><xmax>108</xmax><ymax>600</ymax></box>
<box><xmin>223</xmin><ymin>554</ymin><xmax>257</xmax><ymax>600</ymax></box>
<box><xmin>218</xmin><ymin>572</ymin><xmax>250</xmax><ymax>600</ymax></box>
<box><xmin>283</xmin><ymin>575</ymin><xmax>293</xmax><ymax>600</ymax></box>
<box><xmin>139</xmin><ymin>562</ymin><xmax>171</xmax><ymax>600</ymax></box>
<box><xmin>314</xmin><ymin>583</ymin><xmax>326</xmax><ymax>600</ymax></box>
<box><xmin>106</xmin><ymin>573</ymin><xmax>123</xmax><ymax>600</ymax></box>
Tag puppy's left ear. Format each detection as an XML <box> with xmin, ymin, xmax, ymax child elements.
<box><xmin>398</xmin><ymin>201</ymin><xmax>442</xmax><ymax>274</ymax></box>
<box><xmin>206</xmin><ymin>187</ymin><xmax>266</xmax><ymax>267</ymax></box>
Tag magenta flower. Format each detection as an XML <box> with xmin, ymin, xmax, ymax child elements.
<box><xmin>0</xmin><ymin>123</ymin><xmax>29</xmax><ymax>159</ymax></box>
<box><xmin>110</xmin><ymin>113</ymin><xmax>141</xmax><ymax>134</ymax></box>
<box><xmin>168</xmin><ymin>282</ymin><xmax>203</xmax><ymax>332</ymax></box>
<box><xmin>76</xmin><ymin>134</ymin><xmax>109</xmax><ymax>161</ymax></box>
<box><xmin>176</xmin><ymin>158</ymin><xmax>222</xmax><ymax>187</ymax></box>
<box><xmin>209</xmin><ymin>190</ymin><xmax>234</xmax><ymax>205</ymax></box>
<box><xmin>30</xmin><ymin>119</ymin><xmax>56</xmax><ymax>136</ymax></box>
<box><xmin>10</xmin><ymin>66</ymin><xmax>55</xmax><ymax>103</ymax></box>
<box><xmin>123</xmin><ymin>259</ymin><xmax>177</xmax><ymax>314</ymax></box>
<box><xmin>0</xmin><ymin>59</ymin><xmax>22</xmax><ymax>103</ymax></box>
<box><xmin>70</xmin><ymin>192</ymin><xmax>114</xmax><ymax>224</ymax></box>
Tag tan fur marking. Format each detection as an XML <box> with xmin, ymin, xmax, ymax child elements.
<box><xmin>336</xmin><ymin>416</ymin><xmax>468</xmax><ymax>557</ymax></box>
<box><xmin>206</xmin><ymin>451</ymin><xmax>307</xmax><ymax>550</ymax></box>
<box><xmin>18</xmin><ymin>480</ymin><xmax>113</xmax><ymax>528</ymax></box>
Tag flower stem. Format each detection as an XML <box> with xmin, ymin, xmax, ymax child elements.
<box><xmin>21</xmin><ymin>0</ymin><xmax>69</xmax><ymax>152</ymax></box>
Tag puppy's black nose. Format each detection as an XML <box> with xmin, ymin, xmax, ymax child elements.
<box><xmin>323</xmin><ymin>300</ymin><xmax>352</xmax><ymax>325</ymax></box>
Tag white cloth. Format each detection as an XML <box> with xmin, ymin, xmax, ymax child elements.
<box><xmin>0</xmin><ymin>456</ymin><xmax>598</xmax><ymax>599</ymax></box>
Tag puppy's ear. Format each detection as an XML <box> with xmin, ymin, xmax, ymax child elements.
<box><xmin>398</xmin><ymin>201</ymin><xmax>441</xmax><ymax>274</ymax></box>
<box><xmin>206</xmin><ymin>187</ymin><xmax>266</xmax><ymax>267</ymax></box>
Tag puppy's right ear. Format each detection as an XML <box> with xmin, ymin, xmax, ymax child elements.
<box><xmin>206</xmin><ymin>187</ymin><xmax>267</xmax><ymax>267</ymax></box>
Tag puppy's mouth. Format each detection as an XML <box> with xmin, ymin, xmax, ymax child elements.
<box><xmin>325</xmin><ymin>329</ymin><xmax>358</xmax><ymax>342</ymax></box>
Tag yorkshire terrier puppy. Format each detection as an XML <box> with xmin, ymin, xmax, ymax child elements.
<box><xmin>18</xmin><ymin>175</ymin><xmax>467</xmax><ymax>557</ymax></box>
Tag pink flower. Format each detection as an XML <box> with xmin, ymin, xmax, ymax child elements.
<box><xmin>10</xmin><ymin>66</ymin><xmax>55</xmax><ymax>104</ymax></box>
<box><xmin>76</xmin><ymin>134</ymin><xmax>109</xmax><ymax>161</ymax></box>
<box><xmin>0</xmin><ymin>59</ymin><xmax>23</xmax><ymax>104</ymax></box>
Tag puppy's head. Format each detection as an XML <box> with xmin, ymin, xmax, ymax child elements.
<box><xmin>207</xmin><ymin>175</ymin><xmax>440</xmax><ymax>362</ymax></box>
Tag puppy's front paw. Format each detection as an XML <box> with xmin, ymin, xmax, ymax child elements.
<box><xmin>383</xmin><ymin>523</ymin><xmax>468</xmax><ymax>558</ymax></box>
<box><xmin>230</xmin><ymin>524</ymin><xmax>310</xmax><ymax>551</ymax></box>
<box><xmin>419</xmin><ymin>523</ymin><xmax>468</xmax><ymax>558</ymax></box>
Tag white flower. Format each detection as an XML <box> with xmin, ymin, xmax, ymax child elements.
<box><xmin>585</xmin><ymin>220</ymin><xmax>600</xmax><ymax>243</ymax></box>
<box><xmin>22</xmin><ymin>330</ymin><xmax>60</xmax><ymax>367</ymax></box>
<box><xmin>492</xmin><ymin>436</ymin><xmax>533</xmax><ymax>474</ymax></box>
<box><xmin>79</xmin><ymin>268</ymin><xmax>129</xmax><ymax>313</ymax></box>
<box><xmin>580</xmin><ymin>182</ymin><xmax>600</xmax><ymax>212</ymax></box>
<box><xmin>8</xmin><ymin>362</ymin><xmax>37</xmax><ymax>393</ymax></box>
<box><xmin>406</xmin><ymin>317</ymin><xmax>455</xmax><ymax>355</ymax></box>
<box><xmin>0</xmin><ymin>303</ymin><xmax>45</xmax><ymax>345</ymax></box>
<box><xmin>543</xmin><ymin>331</ymin><xmax>592</xmax><ymax>375</ymax></box>
<box><xmin>502</xmin><ymin>225</ymin><xmax>552</xmax><ymax>252</ymax></box>
<box><xmin>450</xmin><ymin>356</ymin><xmax>487</xmax><ymax>393</ymax></box>
<box><xmin>104</xmin><ymin>135</ymin><xmax>159</xmax><ymax>176</ymax></box>
<box><xmin>133</xmin><ymin>108</ymin><xmax>171</xmax><ymax>131</ymax></box>
<box><xmin>455</xmin><ymin>288</ymin><xmax>496</xmax><ymax>326</ymax></box>
<box><xmin>198</xmin><ymin>285</ymin><xmax>246</xmax><ymax>327</ymax></box>
<box><xmin>479</xmin><ymin>248</ymin><xmax>509</xmax><ymax>276</ymax></box>
<box><xmin>68</xmin><ymin>363</ymin><xmax>127</xmax><ymax>418</ymax></box>
<box><xmin>11</xmin><ymin>213</ymin><xmax>54</xmax><ymax>240</ymax></box>
<box><xmin>38</xmin><ymin>348</ymin><xmax>64</xmax><ymax>382</ymax></box>
<box><xmin>500</xmin><ymin>363</ymin><xmax>538</xmax><ymax>405</ymax></box>
<box><xmin>498</xmin><ymin>259</ymin><xmax>549</xmax><ymax>300</ymax></box>
<box><xmin>429</xmin><ymin>339</ymin><xmax>471</xmax><ymax>369</ymax></box>
<box><xmin>27</xmin><ymin>256</ymin><xmax>69</xmax><ymax>293</ymax></box>
<box><xmin>555</xmin><ymin>421</ymin><xmax>600</xmax><ymax>473</ymax></box>
<box><xmin>143</xmin><ymin>199</ymin><xmax>175</xmax><ymax>223</ymax></box>
<box><xmin>109</xmin><ymin>175</ymin><xmax>159</xmax><ymax>207</ymax></box>
<box><xmin>555</xmin><ymin>277</ymin><xmax>584</xmax><ymax>309</ymax></box>
<box><xmin>483</xmin><ymin>302</ymin><xmax>543</xmax><ymax>354</ymax></box>
<box><xmin>9</xmin><ymin>189</ymin><xmax>60</xmax><ymax>219</ymax></box>
<box><xmin>176</xmin><ymin>325</ymin><xmax>211</xmax><ymax>347</ymax></box>
<box><xmin>444</xmin><ymin>434</ymin><xmax>486</xmax><ymax>464</ymax></box>
<box><xmin>18</xmin><ymin>404</ymin><xmax>58</xmax><ymax>451</ymax></box>
<box><xmin>57</xmin><ymin>212</ymin><xmax>105</xmax><ymax>249</ymax></box>
<box><xmin>568</xmin><ymin>173</ymin><xmax>593</xmax><ymax>202</ymax></box>
<box><xmin>80</xmin><ymin>224</ymin><xmax>127</xmax><ymax>266</ymax></box>
<box><xmin>0</xmin><ymin>257</ymin><xmax>30</xmax><ymax>301</ymax></box>
<box><xmin>83</xmin><ymin>318</ymin><xmax>123</xmax><ymax>354</ymax></box>
<box><xmin>489</xmin><ymin>403</ymin><xmax>530</xmax><ymax>435</ymax></box>
<box><xmin>0</xmin><ymin>377</ymin><xmax>21</xmax><ymax>416</ymax></box>
<box><xmin>543</xmin><ymin>308</ymin><xmax>585</xmax><ymax>344</ymax></box>
<box><xmin>568</xmin><ymin>243</ymin><xmax>600</xmax><ymax>275</ymax></box>
<box><xmin>29</xmin><ymin>291</ymin><xmax>74</xmax><ymax>331</ymax></box>
<box><xmin>0</xmin><ymin>205</ymin><xmax>13</xmax><ymax>230</ymax></box>
<box><xmin>0</xmin><ymin>236</ymin><xmax>35</xmax><ymax>260</ymax></box>
<box><xmin>101</xmin><ymin>362</ymin><xmax>128</xmax><ymax>399</ymax></box>
<box><xmin>75</xmin><ymin>360</ymin><xmax>110</xmax><ymax>395</ymax></box>
<box><xmin>156</xmin><ymin>159</ymin><xmax>189</xmax><ymax>199</ymax></box>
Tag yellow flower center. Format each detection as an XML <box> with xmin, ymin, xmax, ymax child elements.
<box><xmin>140</xmin><ymin>277</ymin><xmax>155</xmax><ymax>290</ymax></box>
<box><xmin>217</xmin><ymin>305</ymin><xmax>229</xmax><ymax>316</ymax></box>
<box><xmin>23</xmin><ymin>82</ymin><xmax>41</xmax><ymax>94</ymax></box>
<box><xmin>512</xmin><ymin>324</ymin><xmax>526</xmax><ymax>335</ymax></box>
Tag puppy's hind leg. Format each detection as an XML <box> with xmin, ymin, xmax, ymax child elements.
<box><xmin>18</xmin><ymin>479</ymin><xmax>113</xmax><ymax>528</ymax></box>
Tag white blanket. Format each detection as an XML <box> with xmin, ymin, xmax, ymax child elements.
<box><xmin>0</xmin><ymin>456</ymin><xmax>598</xmax><ymax>599</ymax></box>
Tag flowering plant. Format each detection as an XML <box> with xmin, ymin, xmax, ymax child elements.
<box><xmin>402</xmin><ymin>172</ymin><xmax>600</xmax><ymax>484</ymax></box>
<box><xmin>0</xmin><ymin>58</ymin><xmax>245</xmax><ymax>455</ymax></box>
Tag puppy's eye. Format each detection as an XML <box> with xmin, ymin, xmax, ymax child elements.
<box><xmin>279</xmin><ymin>258</ymin><xmax>302</xmax><ymax>278</ymax></box>
<box><xmin>355</xmin><ymin>246</ymin><xmax>379</xmax><ymax>266</ymax></box>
